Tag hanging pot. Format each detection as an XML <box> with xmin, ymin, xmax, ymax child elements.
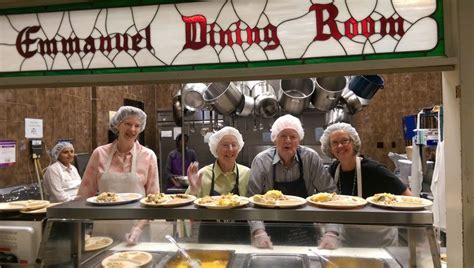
<box><xmin>348</xmin><ymin>75</ymin><xmax>384</xmax><ymax>99</ymax></box>
<box><xmin>279</xmin><ymin>78</ymin><xmax>315</xmax><ymax>114</ymax></box>
<box><xmin>341</xmin><ymin>87</ymin><xmax>363</xmax><ymax>114</ymax></box>
<box><xmin>312</xmin><ymin>76</ymin><xmax>346</xmax><ymax>112</ymax></box>
<box><xmin>251</xmin><ymin>81</ymin><xmax>279</xmax><ymax>118</ymax></box>
<box><xmin>234</xmin><ymin>81</ymin><xmax>254</xmax><ymax>116</ymax></box>
<box><xmin>325</xmin><ymin>104</ymin><xmax>352</xmax><ymax>127</ymax></box>
<box><xmin>182</xmin><ymin>83</ymin><xmax>208</xmax><ymax>110</ymax></box>
<box><xmin>204</xmin><ymin>82</ymin><xmax>243</xmax><ymax>115</ymax></box>
<box><xmin>172</xmin><ymin>91</ymin><xmax>194</xmax><ymax>126</ymax></box>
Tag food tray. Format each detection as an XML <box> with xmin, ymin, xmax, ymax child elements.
<box><xmin>244</xmin><ymin>253</ymin><xmax>309</xmax><ymax>268</ymax></box>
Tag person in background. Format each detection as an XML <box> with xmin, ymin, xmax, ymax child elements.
<box><xmin>247</xmin><ymin>114</ymin><xmax>339</xmax><ymax>249</ymax></box>
<box><xmin>186</xmin><ymin>126</ymin><xmax>251</xmax><ymax>244</ymax></box>
<box><xmin>320</xmin><ymin>122</ymin><xmax>412</xmax><ymax>247</ymax></box>
<box><xmin>43</xmin><ymin>142</ymin><xmax>81</xmax><ymax>202</ymax></box>
<box><xmin>78</xmin><ymin>106</ymin><xmax>159</xmax><ymax>245</ymax></box>
<box><xmin>165</xmin><ymin>133</ymin><xmax>197</xmax><ymax>192</ymax></box>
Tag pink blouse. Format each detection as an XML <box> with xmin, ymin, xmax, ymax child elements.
<box><xmin>77</xmin><ymin>141</ymin><xmax>160</xmax><ymax>198</ymax></box>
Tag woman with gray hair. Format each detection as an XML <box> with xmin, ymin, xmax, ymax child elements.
<box><xmin>43</xmin><ymin>142</ymin><xmax>81</xmax><ymax>202</ymax></box>
<box><xmin>186</xmin><ymin>126</ymin><xmax>251</xmax><ymax>243</ymax></box>
<box><xmin>320</xmin><ymin>122</ymin><xmax>412</xmax><ymax>247</ymax></box>
<box><xmin>78</xmin><ymin>106</ymin><xmax>159</xmax><ymax>245</ymax></box>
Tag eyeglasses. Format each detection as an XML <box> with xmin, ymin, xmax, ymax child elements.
<box><xmin>330</xmin><ymin>138</ymin><xmax>351</xmax><ymax>148</ymax></box>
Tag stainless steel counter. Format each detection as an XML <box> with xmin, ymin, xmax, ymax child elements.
<box><xmin>46</xmin><ymin>198</ymin><xmax>433</xmax><ymax>226</ymax></box>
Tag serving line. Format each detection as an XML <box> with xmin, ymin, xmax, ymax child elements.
<box><xmin>47</xmin><ymin>198</ymin><xmax>433</xmax><ymax>226</ymax></box>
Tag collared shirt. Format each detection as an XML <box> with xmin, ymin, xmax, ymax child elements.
<box><xmin>186</xmin><ymin>161</ymin><xmax>250</xmax><ymax>198</ymax></box>
<box><xmin>165</xmin><ymin>148</ymin><xmax>197</xmax><ymax>188</ymax></box>
<box><xmin>247</xmin><ymin>146</ymin><xmax>336</xmax><ymax>197</ymax></box>
<box><xmin>43</xmin><ymin>161</ymin><xmax>81</xmax><ymax>202</ymax></box>
<box><xmin>77</xmin><ymin>141</ymin><xmax>159</xmax><ymax>198</ymax></box>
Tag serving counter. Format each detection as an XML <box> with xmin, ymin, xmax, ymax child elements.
<box><xmin>37</xmin><ymin>198</ymin><xmax>441</xmax><ymax>268</ymax></box>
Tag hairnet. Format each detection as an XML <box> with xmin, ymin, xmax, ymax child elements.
<box><xmin>51</xmin><ymin>142</ymin><xmax>74</xmax><ymax>162</ymax></box>
<box><xmin>270</xmin><ymin>114</ymin><xmax>305</xmax><ymax>142</ymax></box>
<box><xmin>208</xmin><ymin>126</ymin><xmax>245</xmax><ymax>158</ymax></box>
<box><xmin>109</xmin><ymin>106</ymin><xmax>147</xmax><ymax>134</ymax></box>
<box><xmin>320</xmin><ymin>122</ymin><xmax>361</xmax><ymax>158</ymax></box>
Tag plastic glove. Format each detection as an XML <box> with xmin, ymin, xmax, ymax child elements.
<box><xmin>252</xmin><ymin>231</ymin><xmax>273</xmax><ymax>249</ymax></box>
<box><xmin>124</xmin><ymin>226</ymin><xmax>143</xmax><ymax>245</ymax></box>
<box><xmin>318</xmin><ymin>232</ymin><xmax>339</xmax><ymax>250</ymax></box>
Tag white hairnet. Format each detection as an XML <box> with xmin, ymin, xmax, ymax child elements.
<box><xmin>270</xmin><ymin>114</ymin><xmax>304</xmax><ymax>142</ymax></box>
<box><xmin>51</xmin><ymin>142</ymin><xmax>74</xmax><ymax>162</ymax></box>
<box><xmin>320</xmin><ymin>122</ymin><xmax>361</xmax><ymax>158</ymax></box>
<box><xmin>109</xmin><ymin>106</ymin><xmax>147</xmax><ymax>134</ymax></box>
<box><xmin>208</xmin><ymin>126</ymin><xmax>245</xmax><ymax>158</ymax></box>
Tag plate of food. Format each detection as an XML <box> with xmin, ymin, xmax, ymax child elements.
<box><xmin>140</xmin><ymin>193</ymin><xmax>196</xmax><ymax>207</ymax></box>
<box><xmin>20</xmin><ymin>202</ymin><xmax>61</xmax><ymax>214</ymax></box>
<box><xmin>249</xmin><ymin>190</ymin><xmax>306</xmax><ymax>208</ymax></box>
<box><xmin>366</xmin><ymin>193</ymin><xmax>433</xmax><ymax>210</ymax></box>
<box><xmin>194</xmin><ymin>193</ymin><xmax>249</xmax><ymax>209</ymax></box>
<box><xmin>85</xmin><ymin>236</ymin><xmax>114</xmax><ymax>251</ymax></box>
<box><xmin>101</xmin><ymin>251</ymin><xmax>152</xmax><ymax>267</ymax></box>
<box><xmin>0</xmin><ymin>200</ymin><xmax>50</xmax><ymax>212</ymax></box>
<box><xmin>86</xmin><ymin>192</ymin><xmax>142</xmax><ymax>205</ymax></box>
<box><xmin>307</xmin><ymin>192</ymin><xmax>367</xmax><ymax>209</ymax></box>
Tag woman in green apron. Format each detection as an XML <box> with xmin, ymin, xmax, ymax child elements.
<box><xmin>186</xmin><ymin>126</ymin><xmax>251</xmax><ymax>244</ymax></box>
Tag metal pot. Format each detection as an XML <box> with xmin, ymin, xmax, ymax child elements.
<box><xmin>251</xmin><ymin>81</ymin><xmax>279</xmax><ymax>118</ymax></box>
<box><xmin>182</xmin><ymin>83</ymin><xmax>208</xmax><ymax>110</ymax></box>
<box><xmin>341</xmin><ymin>87</ymin><xmax>363</xmax><ymax>114</ymax></box>
<box><xmin>348</xmin><ymin>75</ymin><xmax>384</xmax><ymax>99</ymax></box>
<box><xmin>234</xmin><ymin>82</ymin><xmax>254</xmax><ymax>116</ymax></box>
<box><xmin>204</xmin><ymin>82</ymin><xmax>243</xmax><ymax>115</ymax></box>
<box><xmin>172</xmin><ymin>91</ymin><xmax>194</xmax><ymax>126</ymax></box>
<box><xmin>312</xmin><ymin>76</ymin><xmax>346</xmax><ymax>112</ymax></box>
<box><xmin>279</xmin><ymin>78</ymin><xmax>315</xmax><ymax>114</ymax></box>
<box><xmin>325</xmin><ymin>104</ymin><xmax>352</xmax><ymax>127</ymax></box>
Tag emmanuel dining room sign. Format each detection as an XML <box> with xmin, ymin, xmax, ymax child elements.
<box><xmin>0</xmin><ymin>0</ymin><xmax>441</xmax><ymax>73</ymax></box>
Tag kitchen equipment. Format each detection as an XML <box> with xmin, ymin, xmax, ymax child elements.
<box><xmin>165</xmin><ymin>235</ymin><xmax>201</xmax><ymax>268</ymax></box>
<box><xmin>323</xmin><ymin>256</ymin><xmax>385</xmax><ymax>268</ymax></box>
<box><xmin>340</xmin><ymin>87</ymin><xmax>363</xmax><ymax>114</ymax></box>
<box><xmin>172</xmin><ymin>91</ymin><xmax>194</xmax><ymax>126</ymax></box>
<box><xmin>325</xmin><ymin>104</ymin><xmax>352</xmax><ymax>127</ymax></box>
<box><xmin>236</xmin><ymin>82</ymin><xmax>255</xmax><ymax>116</ymax></box>
<box><xmin>251</xmin><ymin>81</ymin><xmax>279</xmax><ymax>118</ymax></box>
<box><xmin>348</xmin><ymin>75</ymin><xmax>384</xmax><ymax>100</ymax></box>
<box><xmin>279</xmin><ymin>78</ymin><xmax>315</xmax><ymax>114</ymax></box>
<box><xmin>244</xmin><ymin>253</ymin><xmax>309</xmax><ymax>268</ymax></box>
<box><xmin>182</xmin><ymin>83</ymin><xmax>208</xmax><ymax>111</ymax></box>
<box><xmin>312</xmin><ymin>76</ymin><xmax>346</xmax><ymax>112</ymax></box>
<box><xmin>204</xmin><ymin>82</ymin><xmax>243</xmax><ymax>115</ymax></box>
<box><xmin>307</xmin><ymin>248</ymin><xmax>339</xmax><ymax>268</ymax></box>
<box><xmin>164</xmin><ymin>249</ymin><xmax>233</xmax><ymax>268</ymax></box>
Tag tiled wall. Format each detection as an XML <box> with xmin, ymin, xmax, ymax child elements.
<box><xmin>0</xmin><ymin>73</ymin><xmax>441</xmax><ymax>188</ymax></box>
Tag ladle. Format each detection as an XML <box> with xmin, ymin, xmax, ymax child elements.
<box><xmin>165</xmin><ymin>235</ymin><xmax>201</xmax><ymax>268</ymax></box>
<box><xmin>308</xmin><ymin>248</ymin><xmax>339</xmax><ymax>268</ymax></box>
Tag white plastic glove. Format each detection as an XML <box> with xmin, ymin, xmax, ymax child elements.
<box><xmin>318</xmin><ymin>232</ymin><xmax>339</xmax><ymax>249</ymax></box>
<box><xmin>252</xmin><ymin>230</ymin><xmax>273</xmax><ymax>249</ymax></box>
<box><xmin>124</xmin><ymin>226</ymin><xmax>143</xmax><ymax>245</ymax></box>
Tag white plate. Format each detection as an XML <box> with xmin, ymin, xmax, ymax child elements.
<box><xmin>85</xmin><ymin>236</ymin><xmax>113</xmax><ymax>251</ymax></box>
<box><xmin>86</xmin><ymin>193</ymin><xmax>142</xmax><ymax>206</ymax></box>
<box><xmin>140</xmin><ymin>194</ymin><xmax>196</xmax><ymax>207</ymax></box>
<box><xmin>249</xmin><ymin>195</ymin><xmax>307</xmax><ymax>208</ymax></box>
<box><xmin>101</xmin><ymin>251</ymin><xmax>152</xmax><ymax>267</ymax></box>
<box><xmin>306</xmin><ymin>194</ymin><xmax>367</xmax><ymax>209</ymax></box>
<box><xmin>366</xmin><ymin>195</ymin><xmax>433</xmax><ymax>210</ymax></box>
<box><xmin>0</xmin><ymin>200</ymin><xmax>50</xmax><ymax>211</ymax></box>
<box><xmin>194</xmin><ymin>196</ymin><xmax>249</xmax><ymax>209</ymax></box>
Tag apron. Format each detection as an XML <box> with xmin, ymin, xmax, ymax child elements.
<box><xmin>431</xmin><ymin>108</ymin><xmax>445</xmax><ymax>230</ymax></box>
<box><xmin>198</xmin><ymin>162</ymin><xmax>250</xmax><ymax>244</ymax></box>
<box><xmin>335</xmin><ymin>156</ymin><xmax>397</xmax><ymax>247</ymax></box>
<box><xmin>265</xmin><ymin>149</ymin><xmax>318</xmax><ymax>246</ymax></box>
<box><xmin>410</xmin><ymin>110</ymin><xmax>424</xmax><ymax>197</ymax></box>
<box><xmin>93</xmin><ymin>143</ymin><xmax>150</xmax><ymax>242</ymax></box>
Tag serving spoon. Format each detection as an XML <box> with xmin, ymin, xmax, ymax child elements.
<box><xmin>165</xmin><ymin>235</ymin><xmax>201</xmax><ymax>268</ymax></box>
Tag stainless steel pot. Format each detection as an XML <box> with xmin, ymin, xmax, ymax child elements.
<box><xmin>341</xmin><ymin>87</ymin><xmax>363</xmax><ymax>114</ymax></box>
<box><xmin>312</xmin><ymin>76</ymin><xmax>346</xmax><ymax>112</ymax></box>
<box><xmin>182</xmin><ymin>83</ymin><xmax>208</xmax><ymax>110</ymax></box>
<box><xmin>204</xmin><ymin>82</ymin><xmax>243</xmax><ymax>115</ymax></box>
<box><xmin>172</xmin><ymin>91</ymin><xmax>194</xmax><ymax>126</ymax></box>
<box><xmin>325</xmin><ymin>104</ymin><xmax>352</xmax><ymax>127</ymax></box>
<box><xmin>251</xmin><ymin>81</ymin><xmax>279</xmax><ymax>118</ymax></box>
<box><xmin>279</xmin><ymin>78</ymin><xmax>315</xmax><ymax>114</ymax></box>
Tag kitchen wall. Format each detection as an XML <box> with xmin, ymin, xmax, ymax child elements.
<box><xmin>0</xmin><ymin>73</ymin><xmax>441</xmax><ymax>188</ymax></box>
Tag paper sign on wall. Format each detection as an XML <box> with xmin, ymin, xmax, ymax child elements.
<box><xmin>0</xmin><ymin>140</ymin><xmax>16</xmax><ymax>168</ymax></box>
<box><xmin>25</xmin><ymin>118</ymin><xmax>43</xmax><ymax>138</ymax></box>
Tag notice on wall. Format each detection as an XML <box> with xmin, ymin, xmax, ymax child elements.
<box><xmin>0</xmin><ymin>140</ymin><xmax>16</xmax><ymax>168</ymax></box>
<box><xmin>25</xmin><ymin>118</ymin><xmax>43</xmax><ymax>138</ymax></box>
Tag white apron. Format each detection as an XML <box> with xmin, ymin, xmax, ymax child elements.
<box><xmin>430</xmin><ymin>109</ymin><xmax>446</xmax><ymax>230</ymax></box>
<box><xmin>410</xmin><ymin>110</ymin><xmax>424</xmax><ymax>197</ymax></box>
<box><xmin>336</xmin><ymin>157</ymin><xmax>398</xmax><ymax>247</ymax></box>
<box><xmin>93</xmin><ymin>143</ymin><xmax>150</xmax><ymax>242</ymax></box>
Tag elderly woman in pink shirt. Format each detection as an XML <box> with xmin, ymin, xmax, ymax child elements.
<box><xmin>78</xmin><ymin>106</ymin><xmax>159</xmax><ymax>245</ymax></box>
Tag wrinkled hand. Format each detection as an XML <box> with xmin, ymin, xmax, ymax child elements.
<box><xmin>124</xmin><ymin>226</ymin><xmax>143</xmax><ymax>245</ymax></box>
<box><xmin>187</xmin><ymin>162</ymin><xmax>201</xmax><ymax>194</ymax></box>
<box><xmin>252</xmin><ymin>230</ymin><xmax>273</xmax><ymax>249</ymax></box>
<box><xmin>318</xmin><ymin>232</ymin><xmax>339</xmax><ymax>249</ymax></box>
